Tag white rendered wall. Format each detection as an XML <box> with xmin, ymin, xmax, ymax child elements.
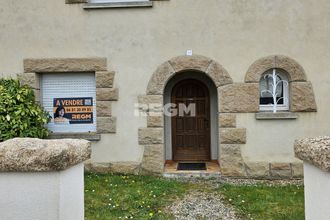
<box><xmin>304</xmin><ymin>163</ymin><xmax>330</xmax><ymax>220</ymax></box>
<box><xmin>0</xmin><ymin>163</ymin><xmax>84</xmax><ymax>220</ymax></box>
<box><xmin>0</xmin><ymin>0</ymin><xmax>330</xmax><ymax>165</ymax></box>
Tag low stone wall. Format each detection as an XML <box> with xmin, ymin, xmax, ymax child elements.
<box><xmin>0</xmin><ymin>138</ymin><xmax>91</xmax><ymax>220</ymax></box>
<box><xmin>294</xmin><ymin>136</ymin><xmax>330</xmax><ymax>220</ymax></box>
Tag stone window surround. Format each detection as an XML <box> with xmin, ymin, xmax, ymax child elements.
<box><xmin>17</xmin><ymin>57</ymin><xmax>118</xmax><ymax>141</ymax></box>
<box><xmin>138</xmin><ymin>54</ymin><xmax>313</xmax><ymax>177</ymax></box>
<box><xmin>65</xmin><ymin>0</ymin><xmax>168</xmax><ymax>9</ymax></box>
<box><xmin>245</xmin><ymin>55</ymin><xmax>317</xmax><ymax>120</ymax></box>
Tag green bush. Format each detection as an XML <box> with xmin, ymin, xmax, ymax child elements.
<box><xmin>0</xmin><ymin>79</ymin><xmax>51</xmax><ymax>141</ymax></box>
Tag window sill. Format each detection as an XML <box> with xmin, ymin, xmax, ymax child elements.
<box><xmin>255</xmin><ymin>112</ymin><xmax>298</xmax><ymax>120</ymax></box>
<box><xmin>47</xmin><ymin>132</ymin><xmax>101</xmax><ymax>141</ymax></box>
<box><xmin>83</xmin><ymin>1</ymin><xmax>153</xmax><ymax>9</ymax></box>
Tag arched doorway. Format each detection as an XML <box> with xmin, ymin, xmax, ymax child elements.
<box><xmin>163</xmin><ymin>71</ymin><xmax>218</xmax><ymax>163</ymax></box>
<box><xmin>139</xmin><ymin>55</ymin><xmax>235</xmax><ymax>174</ymax></box>
<box><xmin>171</xmin><ymin>79</ymin><xmax>211</xmax><ymax>161</ymax></box>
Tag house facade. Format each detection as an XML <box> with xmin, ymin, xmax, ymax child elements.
<box><xmin>1</xmin><ymin>0</ymin><xmax>328</xmax><ymax>177</ymax></box>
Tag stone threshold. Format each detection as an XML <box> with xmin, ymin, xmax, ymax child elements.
<box><xmin>255</xmin><ymin>112</ymin><xmax>298</xmax><ymax>120</ymax></box>
<box><xmin>47</xmin><ymin>132</ymin><xmax>101</xmax><ymax>141</ymax></box>
<box><xmin>83</xmin><ymin>1</ymin><xmax>153</xmax><ymax>9</ymax></box>
<box><xmin>164</xmin><ymin>161</ymin><xmax>221</xmax><ymax>178</ymax></box>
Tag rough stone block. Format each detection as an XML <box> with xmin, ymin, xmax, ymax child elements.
<box><xmin>206</xmin><ymin>61</ymin><xmax>233</xmax><ymax>87</ymax></box>
<box><xmin>275</xmin><ymin>55</ymin><xmax>307</xmax><ymax>82</ymax></box>
<box><xmin>169</xmin><ymin>55</ymin><xmax>212</xmax><ymax>73</ymax></box>
<box><xmin>219</xmin><ymin>144</ymin><xmax>245</xmax><ymax>176</ymax></box>
<box><xmin>17</xmin><ymin>73</ymin><xmax>39</xmax><ymax>89</ymax></box>
<box><xmin>0</xmin><ymin>138</ymin><xmax>91</xmax><ymax>172</ymax></box>
<box><xmin>218</xmin><ymin>83</ymin><xmax>259</xmax><ymax>113</ymax></box>
<box><xmin>294</xmin><ymin>136</ymin><xmax>330</xmax><ymax>172</ymax></box>
<box><xmin>96</xmin><ymin>101</ymin><xmax>112</xmax><ymax>117</ymax></box>
<box><xmin>138</xmin><ymin>128</ymin><xmax>163</xmax><ymax>144</ymax></box>
<box><xmin>32</xmin><ymin>89</ymin><xmax>41</xmax><ymax>102</ymax></box>
<box><xmin>270</xmin><ymin>163</ymin><xmax>291</xmax><ymax>170</ymax></box>
<box><xmin>292</xmin><ymin>162</ymin><xmax>304</xmax><ymax>177</ymax></box>
<box><xmin>138</xmin><ymin>95</ymin><xmax>163</xmax><ymax>105</ymax></box>
<box><xmin>96</xmin><ymin>88</ymin><xmax>118</xmax><ymax>101</ymax></box>
<box><xmin>138</xmin><ymin>95</ymin><xmax>163</xmax><ymax>114</ymax></box>
<box><xmin>255</xmin><ymin>112</ymin><xmax>298</xmax><ymax>120</ymax></box>
<box><xmin>270</xmin><ymin>169</ymin><xmax>292</xmax><ymax>178</ymax></box>
<box><xmin>97</xmin><ymin>117</ymin><xmax>116</xmax><ymax>133</ymax></box>
<box><xmin>96</xmin><ymin>71</ymin><xmax>115</xmax><ymax>88</ymax></box>
<box><xmin>147</xmin><ymin>62</ymin><xmax>175</xmax><ymax>95</ymax></box>
<box><xmin>86</xmin><ymin>162</ymin><xmax>112</xmax><ymax>173</ymax></box>
<box><xmin>66</xmin><ymin>0</ymin><xmax>87</xmax><ymax>3</ymax></box>
<box><xmin>220</xmin><ymin>128</ymin><xmax>246</xmax><ymax>144</ymax></box>
<box><xmin>47</xmin><ymin>133</ymin><xmax>101</xmax><ymax>141</ymax></box>
<box><xmin>244</xmin><ymin>162</ymin><xmax>270</xmax><ymax>177</ymax></box>
<box><xmin>245</xmin><ymin>56</ymin><xmax>275</xmax><ymax>83</ymax></box>
<box><xmin>290</xmin><ymin>81</ymin><xmax>317</xmax><ymax>112</ymax></box>
<box><xmin>24</xmin><ymin>58</ymin><xmax>107</xmax><ymax>73</ymax></box>
<box><xmin>219</xmin><ymin>114</ymin><xmax>236</xmax><ymax>127</ymax></box>
<box><xmin>147</xmin><ymin>116</ymin><xmax>163</xmax><ymax>127</ymax></box>
<box><xmin>141</xmin><ymin>144</ymin><xmax>164</xmax><ymax>174</ymax></box>
<box><xmin>110</xmin><ymin>162</ymin><xmax>140</xmax><ymax>175</ymax></box>
<box><xmin>270</xmin><ymin>163</ymin><xmax>292</xmax><ymax>178</ymax></box>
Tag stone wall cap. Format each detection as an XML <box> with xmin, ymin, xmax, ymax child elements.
<box><xmin>294</xmin><ymin>136</ymin><xmax>330</xmax><ymax>172</ymax></box>
<box><xmin>0</xmin><ymin>138</ymin><xmax>91</xmax><ymax>172</ymax></box>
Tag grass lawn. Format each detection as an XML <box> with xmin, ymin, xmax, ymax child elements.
<box><xmin>219</xmin><ymin>184</ymin><xmax>304</xmax><ymax>220</ymax></box>
<box><xmin>85</xmin><ymin>173</ymin><xmax>304</xmax><ymax>220</ymax></box>
<box><xmin>84</xmin><ymin>173</ymin><xmax>193</xmax><ymax>219</ymax></box>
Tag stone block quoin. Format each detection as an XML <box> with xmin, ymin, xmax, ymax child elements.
<box><xmin>18</xmin><ymin>58</ymin><xmax>118</xmax><ymax>135</ymax></box>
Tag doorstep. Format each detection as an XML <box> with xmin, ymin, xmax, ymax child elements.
<box><xmin>163</xmin><ymin>161</ymin><xmax>221</xmax><ymax>178</ymax></box>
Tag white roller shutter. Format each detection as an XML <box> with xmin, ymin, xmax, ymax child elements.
<box><xmin>41</xmin><ymin>73</ymin><xmax>96</xmax><ymax>133</ymax></box>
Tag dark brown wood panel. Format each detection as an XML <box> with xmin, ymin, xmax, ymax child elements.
<box><xmin>171</xmin><ymin>79</ymin><xmax>211</xmax><ymax>161</ymax></box>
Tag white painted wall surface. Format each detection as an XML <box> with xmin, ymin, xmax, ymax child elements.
<box><xmin>0</xmin><ymin>0</ymin><xmax>330</xmax><ymax>165</ymax></box>
<box><xmin>0</xmin><ymin>163</ymin><xmax>84</xmax><ymax>220</ymax></box>
<box><xmin>304</xmin><ymin>163</ymin><xmax>330</xmax><ymax>220</ymax></box>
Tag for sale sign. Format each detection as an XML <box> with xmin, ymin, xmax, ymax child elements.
<box><xmin>53</xmin><ymin>97</ymin><xmax>93</xmax><ymax>124</ymax></box>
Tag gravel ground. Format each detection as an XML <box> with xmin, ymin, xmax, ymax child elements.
<box><xmin>175</xmin><ymin>177</ymin><xmax>303</xmax><ymax>188</ymax></box>
<box><xmin>168</xmin><ymin>191</ymin><xmax>241</xmax><ymax>220</ymax></box>
<box><xmin>166</xmin><ymin>177</ymin><xmax>303</xmax><ymax>219</ymax></box>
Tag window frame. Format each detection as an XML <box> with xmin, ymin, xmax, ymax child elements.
<box><xmin>89</xmin><ymin>0</ymin><xmax>149</xmax><ymax>3</ymax></box>
<box><xmin>259</xmin><ymin>68</ymin><xmax>289</xmax><ymax>112</ymax></box>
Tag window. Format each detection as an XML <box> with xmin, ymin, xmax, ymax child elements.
<box><xmin>259</xmin><ymin>68</ymin><xmax>289</xmax><ymax>112</ymax></box>
<box><xmin>90</xmin><ymin>0</ymin><xmax>148</xmax><ymax>3</ymax></box>
<box><xmin>85</xmin><ymin>0</ymin><xmax>152</xmax><ymax>9</ymax></box>
<box><xmin>41</xmin><ymin>73</ymin><xmax>97</xmax><ymax>133</ymax></box>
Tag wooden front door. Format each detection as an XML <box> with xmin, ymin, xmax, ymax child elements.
<box><xmin>171</xmin><ymin>79</ymin><xmax>211</xmax><ymax>161</ymax></box>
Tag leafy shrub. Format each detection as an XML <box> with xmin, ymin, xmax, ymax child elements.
<box><xmin>0</xmin><ymin>79</ymin><xmax>50</xmax><ymax>141</ymax></box>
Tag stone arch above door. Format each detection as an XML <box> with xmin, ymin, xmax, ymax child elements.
<box><xmin>138</xmin><ymin>55</ymin><xmax>247</xmax><ymax>175</ymax></box>
<box><xmin>146</xmin><ymin>55</ymin><xmax>233</xmax><ymax>95</ymax></box>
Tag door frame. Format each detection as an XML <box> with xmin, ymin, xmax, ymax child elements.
<box><xmin>171</xmin><ymin>78</ymin><xmax>211</xmax><ymax>161</ymax></box>
<box><xmin>163</xmin><ymin>71</ymin><xmax>219</xmax><ymax>161</ymax></box>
